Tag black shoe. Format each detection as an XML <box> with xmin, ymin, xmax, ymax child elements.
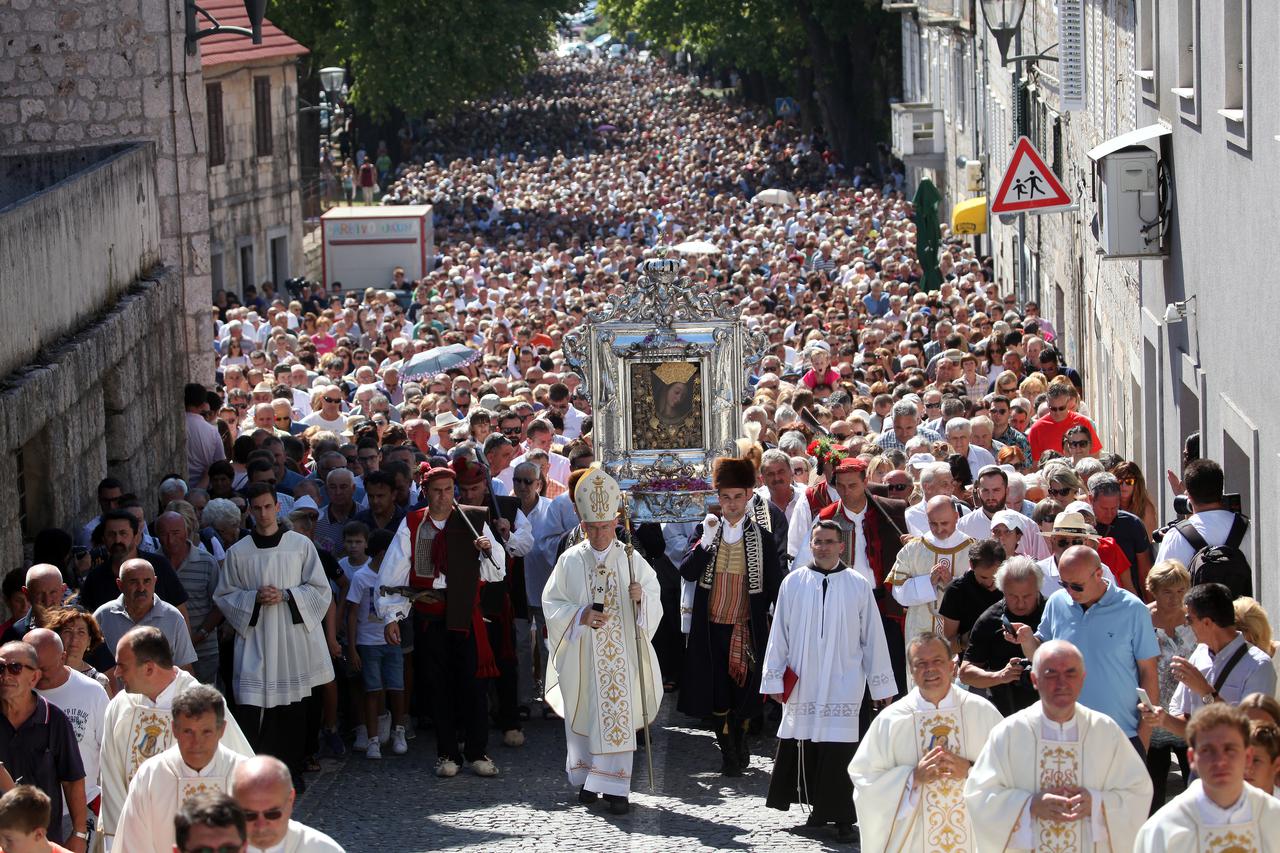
<box><xmin>603</xmin><ymin>794</ymin><xmax>630</xmax><ymax>815</ymax></box>
<box><xmin>731</xmin><ymin>719</ymin><xmax>749</xmax><ymax>768</ymax></box>
<box><xmin>834</xmin><ymin>823</ymin><xmax>858</xmax><ymax>844</ymax></box>
<box><xmin>715</xmin><ymin>728</ymin><xmax>742</xmax><ymax>777</ymax></box>
<box><xmin>804</xmin><ymin>813</ymin><xmax>827</xmax><ymax>828</ymax></box>
<box><xmin>578</xmin><ymin>785</ymin><xmax>598</xmax><ymax>804</ymax></box>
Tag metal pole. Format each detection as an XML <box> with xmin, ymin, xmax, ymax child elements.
<box><xmin>620</xmin><ymin>498</ymin><xmax>655</xmax><ymax>791</ymax></box>
<box><xmin>1013</xmin><ymin>30</ymin><xmax>1027</xmax><ymax>309</ymax></box>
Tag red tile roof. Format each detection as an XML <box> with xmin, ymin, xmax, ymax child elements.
<box><xmin>198</xmin><ymin>0</ymin><xmax>308</xmax><ymax>68</ymax></box>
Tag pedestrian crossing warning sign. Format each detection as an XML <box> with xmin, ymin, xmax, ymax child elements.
<box><xmin>990</xmin><ymin>136</ymin><xmax>1072</xmax><ymax>214</ymax></box>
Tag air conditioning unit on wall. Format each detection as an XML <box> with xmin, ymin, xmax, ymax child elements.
<box><xmin>963</xmin><ymin>159</ymin><xmax>984</xmax><ymax>192</ymax></box>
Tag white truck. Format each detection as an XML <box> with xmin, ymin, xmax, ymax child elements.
<box><xmin>320</xmin><ymin>205</ymin><xmax>433</xmax><ymax>289</ymax></box>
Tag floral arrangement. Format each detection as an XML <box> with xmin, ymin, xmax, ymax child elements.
<box><xmin>634</xmin><ymin>476</ymin><xmax>712</xmax><ymax>492</ymax></box>
<box><xmin>806</xmin><ymin>436</ymin><xmax>849</xmax><ymax>470</ymax></box>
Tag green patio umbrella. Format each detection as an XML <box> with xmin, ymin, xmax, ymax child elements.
<box><xmin>913</xmin><ymin>177</ymin><xmax>943</xmax><ymax>292</ymax></box>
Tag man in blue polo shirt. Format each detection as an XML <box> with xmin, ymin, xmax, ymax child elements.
<box><xmin>0</xmin><ymin>640</ymin><xmax>87</xmax><ymax>849</ymax></box>
<box><xmin>1008</xmin><ymin>545</ymin><xmax>1159</xmax><ymax>754</ymax></box>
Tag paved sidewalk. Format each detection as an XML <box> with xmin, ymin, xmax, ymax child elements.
<box><xmin>295</xmin><ymin>702</ymin><xmax>856</xmax><ymax>852</ymax></box>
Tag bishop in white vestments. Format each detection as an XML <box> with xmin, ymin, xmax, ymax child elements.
<box><xmin>113</xmin><ymin>685</ymin><xmax>247</xmax><ymax>853</ymax></box>
<box><xmin>1135</xmin><ymin>702</ymin><xmax>1280</xmax><ymax>852</ymax></box>
<box><xmin>761</xmin><ymin>519</ymin><xmax>897</xmax><ymax>844</ymax></box>
<box><xmin>215</xmin><ymin>485</ymin><xmax>334</xmax><ymax>783</ymax></box>
<box><xmin>963</xmin><ymin>639</ymin><xmax>1152</xmax><ymax>852</ymax></box>
<box><xmin>886</xmin><ymin>497</ymin><xmax>973</xmax><ymax>648</ymax></box>
<box><xmin>98</xmin><ymin>628</ymin><xmax>252</xmax><ymax>853</ymax></box>
<box><xmin>850</xmin><ymin>632</ymin><xmax>1004</xmax><ymax>853</ymax></box>
<box><xmin>543</xmin><ymin>467</ymin><xmax>662</xmax><ymax>814</ymax></box>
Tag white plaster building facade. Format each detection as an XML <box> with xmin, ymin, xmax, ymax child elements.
<box><xmin>892</xmin><ymin>0</ymin><xmax>1280</xmax><ymax>612</ymax></box>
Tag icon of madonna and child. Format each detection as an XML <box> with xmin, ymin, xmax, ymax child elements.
<box><xmin>630</xmin><ymin>360</ymin><xmax>706</xmax><ymax>451</ymax></box>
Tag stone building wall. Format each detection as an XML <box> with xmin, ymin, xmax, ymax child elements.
<box><xmin>0</xmin><ymin>0</ymin><xmax>215</xmax><ymax>380</ymax></box>
<box><xmin>0</xmin><ymin>271</ymin><xmax>186</xmax><ymax>571</ymax></box>
<box><xmin>206</xmin><ymin>59</ymin><xmax>306</xmax><ymax>294</ymax></box>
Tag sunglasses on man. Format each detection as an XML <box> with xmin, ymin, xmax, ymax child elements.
<box><xmin>0</xmin><ymin>659</ymin><xmax>35</xmax><ymax>676</ymax></box>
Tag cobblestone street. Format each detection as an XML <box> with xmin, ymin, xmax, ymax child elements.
<box><xmin>295</xmin><ymin>701</ymin><xmax>857</xmax><ymax>852</ymax></box>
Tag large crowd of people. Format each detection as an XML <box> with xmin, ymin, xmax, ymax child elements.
<box><xmin>3</xmin><ymin>50</ymin><xmax>1276</xmax><ymax>851</ymax></box>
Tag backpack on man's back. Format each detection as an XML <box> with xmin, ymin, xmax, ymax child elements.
<box><xmin>1174</xmin><ymin>514</ymin><xmax>1252</xmax><ymax>597</ymax></box>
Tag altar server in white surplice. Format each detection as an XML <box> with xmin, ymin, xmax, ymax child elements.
<box><xmin>113</xmin><ymin>685</ymin><xmax>248</xmax><ymax>853</ymax></box>
<box><xmin>97</xmin><ymin>628</ymin><xmax>251</xmax><ymax>853</ymax></box>
<box><xmin>215</xmin><ymin>483</ymin><xmax>333</xmax><ymax>786</ymax></box>
<box><xmin>963</xmin><ymin>639</ymin><xmax>1152</xmax><ymax>852</ymax></box>
<box><xmin>542</xmin><ymin>467</ymin><xmax>662</xmax><ymax>815</ymax></box>
<box><xmin>761</xmin><ymin>518</ymin><xmax>898</xmax><ymax>845</ymax></box>
<box><xmin>1135</xmin><ymin>702</ymin><xmax>1280</xmax><ymax>853</ymax></box>
<box><xmin>850</xmin><ymin>632</ymin><xmax>1003</xmax><ymax>853</ymax></box>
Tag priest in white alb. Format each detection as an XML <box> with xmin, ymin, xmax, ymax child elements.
<box><xmin>215</xmin><ymin>483</ymin><xmax>334</xmax><ymax>787</ymax></box>
<box><xmin>1135</xmin><ymin>702</ymin><xmax>1280</xmax><ymax>852</ymax></box>
<box><xmin>963</xmin><ymin>639</ymin><xmax>1152</xmax><ymax>852</ymax></box>
<box><xmin>543</xmin><ymin>466</ymin><xmax>662</xmax><ymax>816</ymax></box>
<box><xmin>886</xmin><ymin>497</ymin><xmax>973</xmax><ymax>647</ymax></box>
<box><xmin>112</xmin><ymin>685</ymin><xmax>248</xmax><ymax>853</ymax></box>
<box><xmin>850</xmin><ymin>631</ymin><xmax>1004</xmax><ymax>852</ymax></box>
<box><xmin>762</xmin><ymin>518</ymin><xmax>897</xmax><ymax>845</ymax></box>
<box><xmin>97</xmin><ymin>627</ymin><xmax>251</xmax><ymax>853</ymax></box>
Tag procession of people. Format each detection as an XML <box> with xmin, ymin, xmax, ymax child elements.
<box><xmin>4</xmin><ymin>43</ymin><xmax>1280</xmax><ymax>853</ymax></box>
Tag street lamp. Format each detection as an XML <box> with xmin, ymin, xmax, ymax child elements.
<box><xmin>185</xmin><ymin>0</ymin><xmax>266</xmax><ymax>55</ymax></box>
<box><xmin>320</xmin><ymin>67</ymin><xmax>347</xmax><ymax>101</ymax></box>
<box><xmin>978</xmin><ymin>0</ymin><xmax>1025</xmax><ymax>66</ymax></box>
<box><xmin>978</xmin><ymin>0</ymin><xmax>1058</xmax><ymax>66</ymax></box>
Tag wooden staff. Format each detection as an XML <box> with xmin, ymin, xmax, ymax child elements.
<box><xmin>619</xmin><ymin>496</ymin><xmax>655</xmax><ymax>791</ymax></box>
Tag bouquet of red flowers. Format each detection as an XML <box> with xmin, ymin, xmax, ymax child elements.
<box><xmin>806</xmin><ymin>436</ymin><xmax>849</xmax><ymax>471</ymax></box>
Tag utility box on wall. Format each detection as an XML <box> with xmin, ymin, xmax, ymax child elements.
<box><xmin>1087</xmin><ymin>124</ymin><xmax>1171</xmax><ymax>259</ymax></box>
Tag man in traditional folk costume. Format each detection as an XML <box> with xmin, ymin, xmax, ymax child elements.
<box><xmin>762</xmin><ymin>519</ymin><xmax>897</xmax><ymax>844</ymax></box>
<box><xmin>1135</xmin><ymin>703</ymin><xmax>1280</xmax><ymax>852</ymax></box>
<box><xmin>543</xmin><ymin>467</ymin><xmax>662</xmax><ymax>815</ymax></box>
<box><xmin>97</xmin><ymin>628</ymin><xmax>251</xmax><ymax>853</ymax></box>
<box><xmin>678</xmin><ymin>454</ymin><xmax>783</xmax><ymax>776</ymax></box>
<box><xmin>963</xmin><ymin>639</ymin><xmax>1152</xmax><ymax>852</ymax></box>
<box><xmin>849</xmin><ymin>632</ymin><xmax>1003</xmax><ymax>852</ymax></box>
<box><xmin>886</xmin><ymin>497</ymin><xmax>973</xmax><ymax>677</ymax></box>
<box><xmin>377</xmin><ymin>465</ymin><xmax>506</xmax><ymax>778</ymax></box>
<box><xmin>214</xmin><ymin>483</ymin><xmax>333</xmax><ymax>788</ymax></box>
<box><xmin>113</xmin><ymin>685</ymin><xmax>248</xmax><ymax>853</ymax></box>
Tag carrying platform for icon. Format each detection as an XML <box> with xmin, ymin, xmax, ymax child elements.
<box><xmin>564</xmin><ymin>249</ymin><xmax>765</xmax><ymax>522</ymax></box>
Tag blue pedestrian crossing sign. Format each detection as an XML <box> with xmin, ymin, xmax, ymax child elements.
<box><xmin>774</xmin><ymin>97</ymin><xmax>799</xmax><ymax>118</ymax></box>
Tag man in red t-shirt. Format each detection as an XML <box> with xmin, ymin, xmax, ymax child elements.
<box><xmin>1027</xmin><ymin>382</ymin><xmax>1101</xmax><ymax>462</ymax></box>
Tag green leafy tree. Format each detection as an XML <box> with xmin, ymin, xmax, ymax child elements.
<box><xmin>269</xmin><ymin>0</ymin><xmax>581</xmax><ymax>118</ymax></box>
<box><xmin>601</xmin><ymin>0</ymin><xmax>900</xmax><ymax>165</ymax></box>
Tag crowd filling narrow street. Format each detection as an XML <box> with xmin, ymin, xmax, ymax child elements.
<box><xmin>3</xmin><ymin>47</ymin><xmax>1278</xmax><ymax>853</ymax></box>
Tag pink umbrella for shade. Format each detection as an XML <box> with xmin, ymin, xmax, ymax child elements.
<box><xmin>596</xmin><ymin>124</ymin><xmax>618</xmax><ymax>133</ymax></box>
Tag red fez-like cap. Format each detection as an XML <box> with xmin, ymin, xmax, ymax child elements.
<box><xmin>835</xmin><ymin>457</ymin><xmax>868</xmax><ymax>474</ymax></box>
<box><xmin>421</xmin><ymin>465</ymin><xmax>456</xmax><ymax>484</ymax></box>
<box><xmin>451</xmin><ymin>457</ymin><xmax>488</xmax><ymax>486</ymax></box>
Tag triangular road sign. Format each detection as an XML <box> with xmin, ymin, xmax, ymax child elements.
<box><xmin>990</xmin><ymin>136</ymin><xmax>1072</xmax><ymax>214</ymax></box>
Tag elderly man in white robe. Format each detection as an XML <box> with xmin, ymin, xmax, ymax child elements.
<box><xmin>886</xmin><ymin>497</ymin><xmax>974</xmax><ymax>647</ymax></box>
<box><xmin>762</xmin><ymin>518</ymin><xmax>897</xmax><ymax>844</ymax></box>
<box><xmin>215</xmin><ymin>483</ymin><xmax>333</xmax><ymax>789</ymax></box>
<box><xmin>1135</xmin><ymin>702</ymin><xmax>1280</xmax><ymax>852</ymax></box>
<box><xmin>543</xmin><ymin>467</ymin><xmax>662</xmax><ymax>816</ymax></box>
<box><xmin>850</xmin><ymin>632</ymin><xmax>1003</xmax><ymax>852</ymax></box>
<box><xmin>231</xmin><ymin>756</ymin><xmax>344</xmax><ymax>852</ymax></box>
<box><xmin>963</xmin><ymin>639</ymin><xmax>1152</xmax><ymax>852</ymax></box>
<box><xmin>113</xmin><ymin>685</ymin><xmax>247</xmax><ymax>853</ymax></box>
<box><xmin>98</xmin><ymin>627</ymin><xmax>251</xmax><ymax>853</ymax></box>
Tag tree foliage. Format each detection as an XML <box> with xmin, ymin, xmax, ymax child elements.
<box><xmin>269</xmin><ymin>0</ymin><xmax>580</xmax><ymax>118</ymax></box>
<box><xmin>601</xmin><ymin>0</ymin><xmax>900</xmax><ymax>165</ymax></box>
